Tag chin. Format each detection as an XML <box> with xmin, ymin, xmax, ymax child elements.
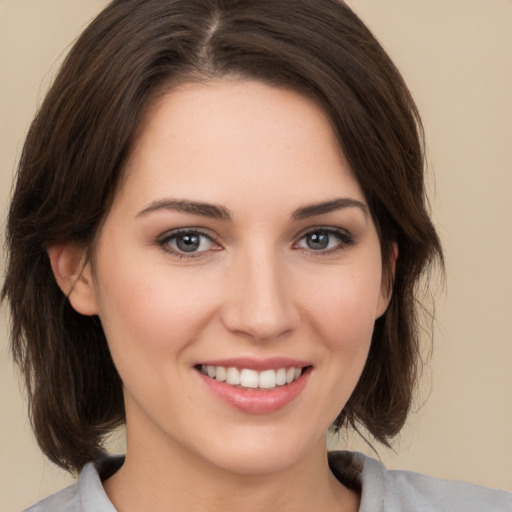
<box><xmin>191</xmin><ymin>427</ymin><xmax>326</xmax><ymax>476</ymax></box>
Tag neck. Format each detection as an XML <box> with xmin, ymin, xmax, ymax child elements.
<box><xmin>104</xmin><ymin>429</ymin><xmax>359</xmax><ymax>512</ymax></box>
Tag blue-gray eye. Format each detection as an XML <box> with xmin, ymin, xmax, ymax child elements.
<box><xmin>305</xmin><ymin>232</ymin><xmax>329</xmax><ymax>250</ymax></box>
<box><xmin>297</xmin><ymin>229</ymin><xmax>352</xmax><ymax>251</ymax></box>
<box><xmin>163</xmin><ymin>231</ymin><xmax>215</xmax><ymax>254</ymax></box>
<box><xmin>176</xmin><ymin>233</ymin><xmax>201</xmax><ymax>252</ymax></box>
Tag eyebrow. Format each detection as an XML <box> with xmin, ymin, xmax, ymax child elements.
<box><xmin>136</xmin><ymin>197</ymin><xmax>368</xmax><ymax>222</ymax></box>
<box><xmin>291</xmin><ymin>198</ymin><xmax>368</xmax><ymax>220</ymax></box>
<box><xmin>136</xmin><ymin>199</ymin><xmax>232</xmax><ymax>220</ymax></box>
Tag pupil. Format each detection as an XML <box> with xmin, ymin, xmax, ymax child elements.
<box><xmin>307</xmin><ymin>232</ymin><xmax>328</xmax><ymax>250</ymax></box>
<box><xmin>176</xmin><ymin>234</ymin><xmax>200</xmax><ymax>252</ymax></box>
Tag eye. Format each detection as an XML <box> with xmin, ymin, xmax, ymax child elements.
<box><xmin>158</xmin><ymin>229</ymin><xmax>219</xmax><ymax>257</ymax></box>
<box><xmin>295</xmin><ymin>228</ymin><xmax>354</xmax><ymax>253</ymax></box>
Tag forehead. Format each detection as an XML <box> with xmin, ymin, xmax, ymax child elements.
<box><xmin>117</xmin><ymin>79</ymin><xmax>365</xmax><ymax>214</ymax></box>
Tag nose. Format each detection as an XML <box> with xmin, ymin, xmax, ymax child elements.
<box><xmin>220</xmin><ymin>248</ymin><xmax>300</xmax><ymax>342</ymax></box>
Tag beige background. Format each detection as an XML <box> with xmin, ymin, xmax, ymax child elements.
<box><xmin>1</xmin><ymin>0</ymin><xmax>511</xmax><ymax>510</ymax></box>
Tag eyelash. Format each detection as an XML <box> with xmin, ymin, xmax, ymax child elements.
<box><xmin>294</xmin><ymin>227</ymin><xmax>356</xmax><ymax>255</ymax></box>
<box><xmin>156</xmin><ymin>227</ymin><xmax>355</xmax><ymax>259</ymax></box>
<box><xmin>156</xmin><ymin>228</ymin><xmax>220</xmax><ymax>259</ymax></box>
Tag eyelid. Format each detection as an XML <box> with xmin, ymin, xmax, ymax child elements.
<box><xmin>155</xmin><ymin>225</ymin><xmax>355</xmax><ymax>259</ymax></box>
<box><xmin>294</xmin><ymin>225</ymin><xmax>354</xmax><ymax>241</ymax></box>
<box><xmin>156</xmin><ymin>227</ymin><xmax>222</xmax><ymax>258</ymax></box>
<box><xmin>292</xmin><ymin>226</ymin><xmax>356</xmax><ymax>253</ymax></box>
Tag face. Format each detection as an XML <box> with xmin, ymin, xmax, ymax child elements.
<box><xmin>79</xmin><ymin>80</ymin><xmax>391</xmax><ymax>475</ymax></box>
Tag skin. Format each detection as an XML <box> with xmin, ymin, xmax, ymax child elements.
<box><xmin>51</xmin><ymin>79</ymin><xmax>393</xmax><ymax>512</ymax></box>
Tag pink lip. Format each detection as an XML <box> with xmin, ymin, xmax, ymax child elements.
<box><xmin>196</xmin><ymin>357</ymin><xmax>311</xmax><ymax>371</ymax></box>
<box><xmin>197</xmin><ymin>364</ymin><xmax>312</xmax><ymax>415</ymax></box>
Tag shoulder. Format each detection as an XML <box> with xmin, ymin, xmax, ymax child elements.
<box><xmin>23</xmin><ymin>456</ymin><xmax>124</xmax><ymax>512</ymax></box>
<box><xmin>23</xmin><ymin>483</ymin><xmax>80</xmax><ymax>512</ymax></box>
<box><xmin>329</xmin><ymin>451</ymin><xmax>512</xmax><ymax>512</ymax></box>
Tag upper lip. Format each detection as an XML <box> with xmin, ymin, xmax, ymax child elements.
<box><xmin>195</xmin><ymin>357</ymin><xmax>312</xmax><ymax>371</ymax></box>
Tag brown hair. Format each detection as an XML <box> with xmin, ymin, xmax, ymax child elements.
<box><xmin>2</xmin><ymin>0</ymin><xmax>442</xmax><ymax>472</ymax></box>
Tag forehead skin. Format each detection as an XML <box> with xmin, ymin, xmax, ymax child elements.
<box><xmin>119</xmin><ymin>79</ymin><xmax>366</xmax><ymax>220</ymax></box>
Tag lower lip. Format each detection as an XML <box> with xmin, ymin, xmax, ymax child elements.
<box><xmin>198</xmin><ymin>368</ymin><xmax>311</xmax><ymax>414</ymax></box>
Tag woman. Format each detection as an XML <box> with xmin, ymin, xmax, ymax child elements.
<box><xmin>2</xmin><ymin>0</ymin><xmax>510</xmax><ymax>510</ymax></box>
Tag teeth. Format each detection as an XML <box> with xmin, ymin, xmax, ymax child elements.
<box><xmin>201</xmin><ymin>365</ymin><xmax>304</xmax><ymax>389</ymax></box>
<box><xmin>226</xmin><ymin>367</ymin><xmax>240</xmax><ymax>385</ymax></box>
<box><xmin>240</xmin><ymin>369</ymin><xmax>259</xmax><ymax>388</ymax></box>
<box><xmin>259</xmin><ymin>369</ymin><xmax>276</xmax><ymax>389</ymax></box>
<box><xmin>215</xmin><ymin>366</ymin><xmax>226</xmax><ymax>382</ymax></box>
<box><xmin>276</xmin><ymin>368</ymin><xmax>287</xmax><ymax>386</ymax></box>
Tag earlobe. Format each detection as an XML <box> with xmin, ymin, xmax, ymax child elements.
<box><xmin>376</xmin><ymin>242</ymin><xmax>398</xmax><ymax>318</ymax></box>
<box><xmin>48</xmin><ymin>245</ymin><xmax>99</xmax><ymax>316</ymax></box>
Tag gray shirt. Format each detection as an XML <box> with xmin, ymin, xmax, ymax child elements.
<box><xmin>25</xmin><ymin>451</ymin><xmax>512</xmax><ymax>511</ymax></box>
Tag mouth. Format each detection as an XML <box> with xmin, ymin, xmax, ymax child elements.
<box><xmin>195</xmin><ymin>359</ymin><xmax>312</xmax><ymax>414</ymax></box>
<box><xmin>197</xmin><ymin>364</ymin><xmax>309</xmax><ymax>390</ymax></box>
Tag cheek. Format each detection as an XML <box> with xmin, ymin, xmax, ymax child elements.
<box><xmin>292</xmin><ymin>265</ymin><xmax>382</xmax><ymax>426</ymax></box>
<box><xmin>300</xmin><ymin>259</ymin><xmax>382</xmax><ymax>404</ymax></box>
<box><xmin>92</xmin><ymin>253</ymin><xmax>221</xmax><ymax>362</ymax></box>
<box><xmin>92</xmin><ymin>263</ymin><xmax>222</xmax><ymax>417</ymax></box>
<box><xmin>303</xmin><ymin>262</ymin><xmax>383</xmax><ymax>345</ymax></box>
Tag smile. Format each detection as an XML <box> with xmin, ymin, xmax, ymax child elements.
<box><xmin>200</xmin><ymin>365</ymin><xmax>304</xmax><ymax>389</ymax></box>
<box><xmin>196</xmin><ymin>357</ymin><xmax>312</xmax><ymax>413</ymax></box>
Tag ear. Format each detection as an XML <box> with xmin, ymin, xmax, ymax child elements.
<box><xmin>376</xmin><ymin>242</ymin><xmax>398</xmax><ymax>318</ymax></box>
<box><xmin>48</xmin><ymin>244</ymin><xmax>99</xmax><ymax>316</ymax></box>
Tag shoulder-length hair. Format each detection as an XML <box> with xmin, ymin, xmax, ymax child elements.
<box><xmin>2</xmin><ymin>0</ymin><xmax>442</xmax><ymax>472</ymax></box>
